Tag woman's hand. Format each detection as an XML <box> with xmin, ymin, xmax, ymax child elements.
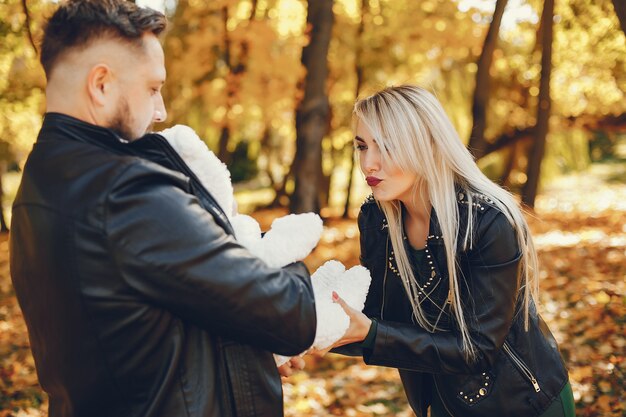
<box><xmin>331</xmin><ymin>291</ymin><xmax>372</xmax><ymax>348</ymax></box>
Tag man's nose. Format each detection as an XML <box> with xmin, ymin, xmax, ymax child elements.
<box><xmin>154</xmin><ymin>94</ymin><xmax>167</xmax><ymax>123</ymax></box>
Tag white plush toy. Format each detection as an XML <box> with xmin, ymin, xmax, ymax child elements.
<box><xmin>158</xmin><ymin>125</ymin><xmax>372</xmax><ymax>366</ymax></box>
<box><xmin>308</xmin><ymin>260</ymin><xmax>372</xmax><ymax>349</ymax></box>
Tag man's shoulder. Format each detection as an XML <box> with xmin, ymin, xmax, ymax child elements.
<box><xmin>109</xmin><ymin>156</ymin><xmax>189</xmax><ymax>198</ymax></box>
<box><xmin>18</xmin><ymin>138</ymin><xmax>189</xmax><ymax>213</ymax></box>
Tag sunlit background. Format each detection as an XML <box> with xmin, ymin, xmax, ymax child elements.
<box><xmin>0</xmin><ymin>0</ymin><xmax>624</xmax><ymax>416</ymax></box>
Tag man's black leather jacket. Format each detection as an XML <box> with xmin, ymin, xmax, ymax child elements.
<box><xmin>10</xmin><ymin>113</ymin><xmax>317</xmax><ymax>417</ymax></box>
<box><xmin>338</xmin><ymin>194</ymin><xmax>569</xmax><ymax>417</ymax></box>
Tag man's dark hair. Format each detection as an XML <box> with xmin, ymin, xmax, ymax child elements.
<box><xmin>40</xmin><ymin>0</ymin><xmax>167</xmax><ymax>78</ymax></box>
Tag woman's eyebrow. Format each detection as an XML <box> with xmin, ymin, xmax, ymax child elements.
<box><xmin>354</xmin><ymin>136</ymin><xmax>365</xmax><ymax>142</ymax></box>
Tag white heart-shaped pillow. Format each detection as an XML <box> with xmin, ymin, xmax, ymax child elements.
<box><xmin>311</xmin><ymin>260</ymin><xmax>372</xmax><ymax>350</ymax></box>
<box><xmin>274</xmin><ymin>260</ymin><xmax>372</xmax><ymax>366</ymax></box>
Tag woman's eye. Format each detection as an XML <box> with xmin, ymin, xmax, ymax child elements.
<box><xmin>354</xmin><ymin>144</ymin><xmax>367</xmax><ymax>151</ymax></box>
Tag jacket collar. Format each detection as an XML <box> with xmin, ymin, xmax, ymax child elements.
<box><xmin>39</xmin><ymin>112</ymin><xmax>131</xmax><ymax>155</ymax></box>
<box><xmin>39</xmin><ymin>112</ymin><xmax>235</xmax><ymax>235</ymax></box>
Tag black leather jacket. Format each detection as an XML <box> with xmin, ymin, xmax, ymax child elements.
<box><xmin>337</xmin><ymin>194</ymin><xmax>569</xmax><ymax>417</ymax></box>
<box><xmin>10</xmin><ymin>113</ymin><xmax>317</xmax><ymax>417</ymax></box>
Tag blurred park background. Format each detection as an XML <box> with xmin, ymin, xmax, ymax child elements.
<box><xmin>0</xmin><ymin>0</ymin><xmax>625</xmax><ymax>416</ymax></box>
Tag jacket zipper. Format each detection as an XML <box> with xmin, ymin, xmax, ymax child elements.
<box><xmin>502</xmin><ymin>341</ymin><xmax>541</xmax><ymax>392</ymax></box>
<box><xmin>381</xmin><ymin>236</ymin><xmax>389</xmax><ymax>320</ymax></box>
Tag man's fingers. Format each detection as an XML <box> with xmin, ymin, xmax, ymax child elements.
<box><xmin>278</xmin><ymin>362</ymin><xmax>293</xmax><ymax>377</ymax></box>
<box><xmin>289</xmin><ymin>356</ymin><xmax>306</xmax><ymax>370</ymax></box>
<box><xmin>279</xmin><ymin>356</ymin><xmax>306</xmax><ymax>378</ymax></box>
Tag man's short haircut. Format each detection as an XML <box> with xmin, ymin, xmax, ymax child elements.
<box><xmin>40</xmin><ymin>0</ymin><xmax>167</xmax><ymax>78</ymax></box>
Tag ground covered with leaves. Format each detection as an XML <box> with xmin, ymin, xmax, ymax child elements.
<box><xmin>0</xmin><ymin>173</ymin><xmax>624</xmax><ymax>416</ymax></box>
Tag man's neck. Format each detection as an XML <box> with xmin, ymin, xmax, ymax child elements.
<box><xmin>46</xmin><ymin>106</ymin><xmax>88</xmax><ymax>125</ymax></box>
<box><xmin>45</xmin><ymin>80</ymin><xmax>101</xmax><ymax>127</ymax></box>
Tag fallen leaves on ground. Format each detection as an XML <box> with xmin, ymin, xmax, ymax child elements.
<box><xmin>0</xmin><ymin>180</ymin><xmax>624</xmax><ymax>416</ymax></box>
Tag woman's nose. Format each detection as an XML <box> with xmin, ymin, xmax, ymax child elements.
<box><xmin>363</xmin><ymin>150</ymin><xmax>381</xmax><ymax>174</ymax></box>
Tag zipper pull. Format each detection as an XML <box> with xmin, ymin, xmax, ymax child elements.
<box><xmin>531</xmin><ymin>378</ymin><xmax>541</xmax><ymax>392</ymax></box>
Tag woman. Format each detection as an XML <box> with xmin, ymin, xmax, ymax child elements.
<box><xmin>329</xmin><ymin>85</ymin><xmax>574</xmax><ymax>417</ymax></box>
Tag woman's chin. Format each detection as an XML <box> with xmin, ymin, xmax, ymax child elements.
<box><xmin>371</xmin><ymin>190</ymin><xmax>391</xmax><ymax>202</ymax></box>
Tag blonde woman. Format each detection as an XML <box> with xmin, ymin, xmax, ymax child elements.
<box><xmin>329</xmin><ymin>85</ymin><xmax>574</xmax><ymax>417</ymax></box>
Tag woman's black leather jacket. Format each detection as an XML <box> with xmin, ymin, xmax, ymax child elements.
<box><xmin>339</xmin><ymin>194</ymin><xmax>569</xmax><ymax>417</ymax></box>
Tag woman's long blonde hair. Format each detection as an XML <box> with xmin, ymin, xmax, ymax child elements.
<box><xmin>354</xmin><ymin>85</ymin><xmax>538</xmax><ymax>362</ymax></box>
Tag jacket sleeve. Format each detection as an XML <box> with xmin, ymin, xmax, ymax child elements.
<box><xmin>104</xmin><ymin>161</ymin><xmax>316</xmax><ymax>356</ymax></box>
<box><xmin>331</xmin><ymin>203</ymin><xmax>382</xmax><ymax>357</ymax></box>
<box><xmin>363</xmin><ymin>208</ymin><xmax>522</xmax><ymax>374</ymax></box>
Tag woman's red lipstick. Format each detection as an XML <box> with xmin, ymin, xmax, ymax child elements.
<box><xmin>366</xmin><ymin>176</ymin><xmax>382</xmax><ymax>186</ymax></box>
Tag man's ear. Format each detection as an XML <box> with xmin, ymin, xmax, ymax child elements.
<box><xmin>86</xmin><ymin>64</ymin><xmax>113</xmax><ymax>107</ymax></box>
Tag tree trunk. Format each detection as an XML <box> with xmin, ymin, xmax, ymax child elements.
<box><xmin>521</xmin><ymin>0</ymin><xmax>554</xmax><ymax>208</ymax></box>
<box><xmin>290</xmin><ymin>0</ymin><xmax>334</xmax><ymax>214</ymax></box>
<box><xmin>0</xmin><ymin>169</ymin><xmax>7</xmax><ymax>233</ymax></box>
<box><xmin>468</xmin><ymin>0</ymin><xmax>508</xmax><ymax>159</ymax></box>
<box><xmin>476</xmin><ymin>21</ymin><xmax>538</xmax><ymax>161</ymax></box>
<box><xmin>218</xmin><ymin>125</ymin><xmax>231</xmax><ymax>165</ymax></box>
<box><xmin>343</xmin><ymin>0</ymin><xmax>368</xmax><ymax>219</ymax></box>
<box><xmin>217</xmin><ymin>1</ymin><xmax>259</xmax><ymax>164</ymax></box>
<box><xmin>612</xmin><ymin>0</ymin><xmax>626</xmax><ymax>35</ymax></box>
<box><xmin>271</xmin><ymin>161</ymin><xmax>295</xmax><ymax>207</ymax></box>
<box><xmin>21</xmin><ymin>0</ymin><xmax>37</xmax><ymax>55</ymax></box>
<box><xmin>218</xmin><ymin>5</ymin><xmax>233</xmax><ymax>163</ymax></box>
<box><xmin>498</xmin><ymin>144</ymin><xmax>517</xmax><ymax>187</ymax></box>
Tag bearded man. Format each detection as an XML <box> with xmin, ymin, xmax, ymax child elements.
<box><xmin>10</xmin><ymin>1</ymin><xmax>316</xmax><ymax>416</ymax></box>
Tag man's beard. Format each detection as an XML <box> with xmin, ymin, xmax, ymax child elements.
<box><xmin>108</xmin><ymin>98</ymin><xmax>151</xmax><ymax>141</ymax></box>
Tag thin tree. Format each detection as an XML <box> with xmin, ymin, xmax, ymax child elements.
<box><xmin>0</xmin><ymin>167</ymin><xmax>7</xmax><ymax>233</ymax></box>
<box><xmin>21</xmin><ymin>0</ymin><xmax>37</xmax><ymax>54</ymax></box>
<box><xmin>497</xmin><ymin>10</ymin><xmax>543</xmax><ymax>185</ymax></box>
<box><xmin>290</xmin><ymin>0</ymin><xmax>334</xmax><ymax>214</ymax></box>
<box><xmin>342</xmin><ymin>0</ymin><xmax>368</xmax><ymax>218</ymax></box>
<box><xmin>216</xmin><ymin>1</ymin><xmax>259</xmax><ymax>164</ymax></box>
<box><xmin>467</xmin><ymin>0</ymin><xmax>508</xmax><ymax>159</ymax></box>
<box><xmin>0</xmin><ymin>0</ymin><xmax>39</xmax><ymax>233</ymax></box>
<box><xmin>521</xmin><ymin>0</ymin><xmax>555</xmax><ymax>208</ymax></box>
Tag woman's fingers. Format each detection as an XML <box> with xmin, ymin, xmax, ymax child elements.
<box><xmin>332</xmin><ymin>291</ymin><xmax>372</xmax><ymax>347</ymax></box>
<box><xmin>332</xmin><ymin>291</ymin><xmax>356</xmax><ymax>315</ymax></box>
<box><xmin>309</xmin><ymin>346</ymin><xmax>332</xmax><ymax>357</ymax></box>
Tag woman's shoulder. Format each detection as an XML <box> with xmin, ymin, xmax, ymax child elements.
<box><xmin>455</xmin><ymin>187</ymin><xmax>520</xmax><ymax>243</ymax></box>
<box><xmin>457</xmin><ymin>189</ymin><xmax>521</xmax><ymax>257</ymax></box>
<box><xmin>456</xmin><ymin>189</ymin><xmax>500</xmax><ymax>215</ymax></box>
<box><xmin>358</xmin><ymin>194</ymin><xmax>386</xmax><ymax>231</ymax></box>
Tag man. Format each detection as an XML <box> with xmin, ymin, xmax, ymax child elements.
<box><xmin>10</xmin><ymin>1</ymin><xmax>316</xmax><ymax>416</ymax></box>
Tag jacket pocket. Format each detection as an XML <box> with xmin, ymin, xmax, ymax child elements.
<box><xmin>454</xmin><ymin>371</ymin><xmax>495</xmax><ymax>406</ymax></box>
<box><xmin>502</xmin><ymin>341</ymin><xmax>541</xmax><ymax>393</ymax></box>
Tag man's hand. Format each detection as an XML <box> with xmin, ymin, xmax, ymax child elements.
<box><xmin>278</xmin><ymin>356</ymin><xmax>306</xmax><ymax>378</ymax></box>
